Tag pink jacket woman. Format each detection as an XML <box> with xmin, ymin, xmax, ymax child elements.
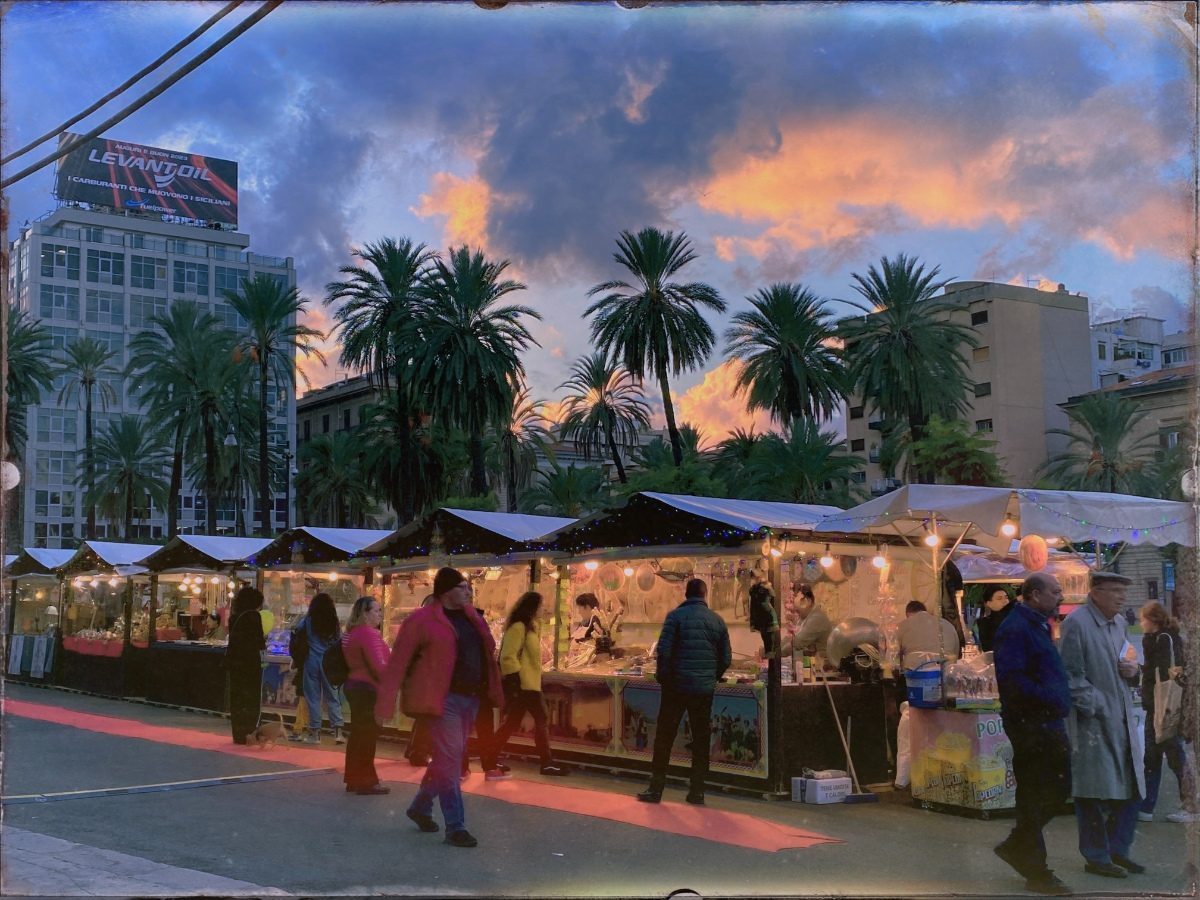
<box><xmin>374</xmin><ymin>602</ymin><xmax>503</xmax><ymax>721</ymax></box>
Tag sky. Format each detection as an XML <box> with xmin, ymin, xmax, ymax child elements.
<box><xmin>3</xmin><ymin>1</ymin><xmax>1195</xmax><ymax>444</ymax></box>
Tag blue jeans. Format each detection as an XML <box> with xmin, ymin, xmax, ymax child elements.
<box><xmin>1074</xmin><ymin>797</ymin><xmax>1139</xmax><ymax>864</ymax></box>
<box><xmin>1141</xmin><ymin>713</ymin><xmax>1197</xmax><ymax>814</ymax></box>
<box><xmin>409</xmin><ymin>693</ymin><xmax>478</xmax><ymax>833</ymax></box>
<box><xmin>303</xmin><ymin>661</ymin><xmax>345</xmax><ymax>730</ymax></box>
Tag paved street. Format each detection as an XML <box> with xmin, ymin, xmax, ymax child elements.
<box><xmin>1</xmin><ymin>682</ymin><xmax>1196</xmax><ymax>898</ymax></box>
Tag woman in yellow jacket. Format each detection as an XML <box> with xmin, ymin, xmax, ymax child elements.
<box><xmin>485</xmin><ymin>591</ymin><xmax>570</xmax><ymax>779</ymax></box>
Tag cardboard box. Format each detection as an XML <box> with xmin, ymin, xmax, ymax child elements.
<box><xmin>791</xmin><ymin>777</ymin><xmax>807</xmax><ymax>802</ymax></box>
<box><xmin>803</xmin><ymin>777</ymin><xmax>852</xmax><ymax>804</ymax></box>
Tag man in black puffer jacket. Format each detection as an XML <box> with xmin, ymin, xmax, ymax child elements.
<box><xmin>638</xmin><ymin>578</ymin><xmax>732</xmax><ymax>806</ymax></box>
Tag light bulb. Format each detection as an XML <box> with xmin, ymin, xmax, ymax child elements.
<box><xmin>210</xmin><ymin>576</ymin><xmax>220</xmax><ymax>585</ymax></box>
<box><xmin>183</xmin><ymin>575</ymin><xmax>191</xmax><ymax>585</ymax></box>
<box><xmin>326</xmin><ymin>571</ymin><xmax>339</xmax><ymax>582</ymax></box>
<box><xmin>584</xmin><ymin>560</ymin><xmax>599</xmax><ymax>572</ymax></box>
<box><xmin>109</xmin><ymin>576</ymin><xmax>119</xmax><ymax>587</ymax></box>
<box><xmin>871</xmin><ymin>549</ymin><xmax>886</xmax><ymax>569</ymax></box>
<box><xmin>924</xmin><ymin>532</ymin><xmax>940</xmax><ymax>547</ymax></box>
<box><xmin>623</xmin><ymin>567</ymin><xmax>634</xmax><ymax>577</ymax></box>
<box><xmin>1047</xmin><ymin>536</ymin><xmax>1061</xmax><ymax>546</ymax></box>
<box><xmin>819</xmin><ymin>554</ymin><xmax>834</xmax><ymax>568</ymax></box>
<box><xmin>770</xmin><ymin>548</ymin><xmax>783</xmax><ymax>558</ymax></box>
<box><xmin>1000</xmin><ymin>519</ymin><xmax>1017</xmax><ymax>538</ymax></box>
<box><xmin>191</xmin><ymin>585</ymin><xmax>202</xmax><ymax>595</ymax></box>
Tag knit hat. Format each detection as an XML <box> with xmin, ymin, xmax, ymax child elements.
<box><xmin>433</xmin><ymin>566</ymin><xmax>466</xmax><ymax>597</ymax></box>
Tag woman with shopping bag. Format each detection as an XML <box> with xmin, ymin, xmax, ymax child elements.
<box><xmin>1138</xmin><ymin>602</ymin><xmax>1197</xmax><ymax>823</ymax></box>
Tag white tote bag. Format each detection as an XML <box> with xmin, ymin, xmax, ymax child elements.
<box><xmin>1152</xmin><ymin>634</ymin><xmax>1184</xmax><ymax>743</ymax></box>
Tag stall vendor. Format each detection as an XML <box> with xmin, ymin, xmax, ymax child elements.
<box><xmin>897</xmin><ymin>600</ymin><xmax>961</xmax><ymax>670</ymax></box>
<box><xmin>790</xmin><ymin>583</ymin><xmax>832</xmax><ymax>657</ymax></box>
<box><xmin>572</xmin><ymin>593</ymin><xmax>608</xmax><ymax>644</ymax></box>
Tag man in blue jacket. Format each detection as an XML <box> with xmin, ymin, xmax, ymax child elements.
<box><xmin>993</xmin><ymin>572</ymin><xmax>1072</xmax><ymax>896</ymax></box>
<box><xmin>639</xmin><ymin>578</ymin><xmax>732</xmax><ymax>806</ymax></box>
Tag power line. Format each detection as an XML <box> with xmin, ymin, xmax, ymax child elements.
<box><xmin>1</xmin><ymin>0</ymin><xmax>244</xmax><ymax>166</ymax></box>
<box><xmin>0</xmin><ymin>0</ymin><xmax>283</xmax><ymax>191</ymax></box>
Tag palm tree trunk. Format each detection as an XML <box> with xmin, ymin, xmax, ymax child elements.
<box><xmin>656</xmin><ymin>363</ymin><xmax>683</xmax><ymax>467</ymax></box>
<box><xmin>907</xmin><ymin>410</ymin><xmax>928</xmax><ymax>484</ymax></box>
<box><xmin>124</xmin><ymin>477</ymin><xmax>134</xmax><ymax>540</ymax></box>
<box><xmin>469</xmin><ymin>429</ymin><xmax>488</xmax><ymax>496</ymax></box>
<box><xmin>204</xmin><ymin>418</ymin><xmax>218</xmax><ymax>535</ymax></box>
<box><xmin>606</xmin><ymin>425</ymin><xmax>628</xmax><ymax>483</ymax></box>
<box><xmin>167</xmin><ymin>418</ymin><xmax>184</xmax><ymax>539</ymax></box>
<box><xmin>85</xmin><ymin>386</ymin><xmax>96</xmax><ymax>538</ymax></box>
<box><xmin>394</xmin><ymin>364</ymin><xmax>414</xmax><ymax>523</ymax></box>
<box><xmin>259</xmin><ymin>358</ymin><xmax>271</xmax><ymax>536</ymax></box>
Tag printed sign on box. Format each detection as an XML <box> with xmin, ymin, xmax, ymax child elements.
<box><xmin>909</xmin><ymin>707</ymin><xmax>1015</xmax><ymax>811</ymax></box>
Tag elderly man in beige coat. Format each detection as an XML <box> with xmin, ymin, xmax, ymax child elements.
<box><xmin>1058</xmin><ymin>571</ymin><xmax>1146</xmax><ymax>880</ymax></box>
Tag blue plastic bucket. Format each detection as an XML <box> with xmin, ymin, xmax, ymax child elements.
<box><xmin>905</xmin><ymin>665</ymin><xmax>942</xmax><ymax>708</ymax></box>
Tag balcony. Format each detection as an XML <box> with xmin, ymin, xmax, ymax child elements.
<box><xmin>867</xmin><ymin>419</ymin><xmax>883</xmax><ymax>431</ymax></box>
<box><xmin>868</xmin><ymin>447</ymin><xmax>881</xmax><ymax>463</ymax></box>
<box><xmin>870</xmin><ymin>477</ymin><xmax>901</xmax><ymax>497</ymax></box>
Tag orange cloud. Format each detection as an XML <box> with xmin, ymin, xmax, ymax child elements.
<box><xmin>674</xmin><ymin>360</ymin><xmax>776</xmax><ymax>447</ymax></box>
<box><xmin>412</xmin><ymin>172</ymin><xmax>494</xmax><ymax>250</ymax></box>
<box><xmin>702</xmin><ymin>88</ymin><xmax>1188</xmax><ymax>266</ymax></box>
<box><xmin>296</xmin><ymin>305</ymin><xmax>345</xmax><ymax>395</ymax></box>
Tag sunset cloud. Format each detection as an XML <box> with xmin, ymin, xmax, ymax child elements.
<box><xmin>674</xmin><ymin>360</ymin><xmax>776</xmax><ymax>447</ymax></box>
<box><xmin>413</xmin><ymin>172</ymin><xmax>496</xmax><ymax>250</ymax></box>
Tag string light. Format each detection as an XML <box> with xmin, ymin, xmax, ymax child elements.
<box><xmin>871</xmin><ymin>546</ymin><xmax>887</xmax><ymax>569</ymax></box>
<box><xmin>623</xmin><ymin>566</ymin><xmax>634</xmax><ymax>577</ymax></box>
<box><xmin>584</xmin><ymin>560</ymin><xmax>599</xmax><ymax>571</ymax></box>
<box><xmin>819</xmin><ymin>545</ymin><xmax>834</xmax><ymax>568</ymax></box>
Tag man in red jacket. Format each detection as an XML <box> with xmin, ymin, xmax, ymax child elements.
<box><xmin>375</xmin><ymin>567</ymin><xmax>502</xmax><ymax>848</ymax></box>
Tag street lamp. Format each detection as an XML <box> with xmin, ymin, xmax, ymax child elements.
<box><xmin>223</xmin><ymin>426</ymin><xmax>242</xmax><ymax>537</ymax></box>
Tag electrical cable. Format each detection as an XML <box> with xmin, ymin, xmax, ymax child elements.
<box><xmin>1</xmin><ymin>0</ymin><xmax>244</xmax><ymax>166</ymax></box>
<box><xmin>0</xmin><ymin>0</ymin><xmax>283</xmax><ymax>190</ymax></box>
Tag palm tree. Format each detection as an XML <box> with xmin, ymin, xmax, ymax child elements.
<box><xmin>908</xmin><ymin>415</ymin><xmax>1006</xmax><ymax>485</ymax></box>
<box><xmin>724</xmin><ymin>283</ymin><xmax>846</xmax><ymax>427</ymax></box>
<box><xmin>558</xmin><ymin>352</ymin><xmax>651</xmax><ymax>484</ymax></box>
<box><xmin>326</xmin><ymin>237</ymin><xmax>437</xmax><ymax>523</ymax></box>
<box><xmin>58</xmin><ymin>338</ymin><xmax>119</xmax><ymax>539</ymax></box>
<box><xmin>586</xmin><ymin>227</ymin><xmax>727</xmax><ymax>467</ymax></box>
<box><xmin>518</xmin><ymin>462</ymin><xmax>610</xmax><ymax>517</ymax></box>
<box><xmin>226</xmin><ymin>274</ymin><xmax>325</xmax><ymax>536</ymax></box>
<box><xmin>1041</xmin><ymin>392</ymin><xmax>1159</xmax><ymax>494</ymax></box>
<box><xmin>711</xmin><ymin>427</ymin><xmax>766</xmax><ymax>496</ymax></box>
<box><xmin>490</xmin><ymin>387</ymin><xmax>552</xmax><ymax>512</ymax></box>
<box><xmin>4</xmin><ymin>305</ymin><xmax>58</xmax><ymax>455</ymax></box>
<box><xmin>414</xmin><ymin>246</ymin><xmax>540</xmax><ymax>496</ymax></box>
<box><xmin>295</xmin><ymin>431</ymin><xmax>371</xmax><ymax>528</ymax></box>
<box><xmin>840</xmin><ymin>254</ymin><xmax>977</xmax><ymax>481</ymax></box>
<box><xmin>87</xmin><ymin>416</ymin><xmax>170</xmax><ymax>540</ymax></box>
<box><xmin>745</xmin><ymin>421</ymin><xmax>863</xmax><ymax>506</ymax></box>
<box><xmin>126</xmin><ymin>301</ymin><xmax>229</xmax><ymax>539</ymax></box>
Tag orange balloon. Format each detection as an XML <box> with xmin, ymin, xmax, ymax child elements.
<box><xmin>1018</xmin><ymin>535</ymin><xmax>1049</xmax><ymax>572</ymax></box>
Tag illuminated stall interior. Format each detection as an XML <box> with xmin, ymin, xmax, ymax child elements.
<box><xmin>57</xmin><ymin>541</ymin><xmax>154</xmax><ymax>649</ymax></box>
<box><xmin>7</xmin><ymin>548</ymin><xmax>74</xmax><ymax>635</ymax></box>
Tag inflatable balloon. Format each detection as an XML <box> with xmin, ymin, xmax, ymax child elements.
<box><xmin>1018</xmin><ymin>534</ymin><xmax>1049</xmax><ymax>572</ymax></box>
<box><xmin>259</xmin><ymin>609</ymin><xmax>275</xmax><ymax>633</ymax></box>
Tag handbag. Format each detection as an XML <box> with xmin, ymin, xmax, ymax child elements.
<box><xmin>1152</xmin><ymin>634</ymin><xmax>1184</xmax><ymax>742</ymax></box>
<box><xmin>322</xmin><ymin>638</ymin><xmax>349</xmax><ymax>687</ymax></box>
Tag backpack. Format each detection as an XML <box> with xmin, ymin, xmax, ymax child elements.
<box><xmin>322</xmin><ymin>638</ymin><xmax>349</xmax><ymax>687</ymax></box>
<box><xmin>289</xmin><ymin>620</ymin><xmax>310</xmax><ymax>669</ymax></box>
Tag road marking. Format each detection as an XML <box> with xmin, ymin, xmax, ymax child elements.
<box><xmin>1</xmin><ymin>767</ymin><xmax>335</xmax><ymax>805</ymax></box>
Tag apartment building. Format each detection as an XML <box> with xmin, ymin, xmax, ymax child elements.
<box><xmin>9</xmin><ymin>205</ymin><xmax>297</xmax><ymax>547</ymax></box>
<box><xmin>842</xmin><ymin>280</ymin><xmax>1093</xmax><ymax>491</ymax></box>
<box><xmin>1091</xmin><ymin>315</ymin><xmax>1193</xmax><ymax>389</ymax></box>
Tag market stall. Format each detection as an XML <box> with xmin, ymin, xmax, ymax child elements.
<box><xmin>816</xmin><ymin>484</ymin><xmax>1196</xmax><ymax>815</ymax></box>
<box><xmin>5</xmin><ymin>548</ymin><xmax>75</xmax><ymax>681</ymax></box>
<box><xmin>541</xmin><ymin>491</ymin><xmax>915</xmax><ymax>795</ymax></box>
<box><xmin>252</xmin><ymin>526</ymin><xmax>393</xmax><ymax>721</ymax></box>
<box><xmin>56</xmin><ymin>541</ymin><xmax>156</xmax><ymax>697</ymax></box>
<box><xmin>138</xmin><ymin>535</ymin><xmax>272</xmax><ymax>712</ymax></box>
<box><xmin>357</xmin><ymin>507</ymin><xmax>576</xmax><ymax>738</ymax></box>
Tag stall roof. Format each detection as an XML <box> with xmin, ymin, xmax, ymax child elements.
<box><xmin>141</xmin><ymin>535</ymin><xmax>272</xmax><ymax>573</ymax></box>
<box><xmin>361</xmin><ymin>509</ymin><xmax>575</xmax><ymax>560</ymax></box>
<box><xmin>253</xmin><ymin>527</ymin><xmax>395</xmax><ymax>568</ymax></box>
<box><xmin>3</xmin><ymin>554</ymin><xmax>16</xmax><ymax>572</ymax></box>
<box><xmin>60</xmin><ymin>541</ymin><xmax>155</xmax><ymax>577</ymax></box>
<box><xmin>815</xmin><ymin>484</ymin><xmax>1195</xmax><ymax>549</ymax></box>
<box><xmin>954</xmin><ymin>543</ymin><xmax>1091</xmax><ymax>583</ymax></box>
<box><xmin>6</xmin><ymin>548</ymin><xmax>77</xmax><ymax>577</ymax></box>
<box><xmin>545</xmin><ymin>492</ymin><xmax>842</xmax><ymax>554</ymax></box>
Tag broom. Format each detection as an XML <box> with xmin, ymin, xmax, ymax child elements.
<box><xmin>823</xmin><ymin>678</ymin><xmax>878</xmax><ymax>803</ymax></box>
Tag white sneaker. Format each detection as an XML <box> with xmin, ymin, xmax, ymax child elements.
<box><xmin>1137</xmin><ymin>811</ymin><xmax>1154</xmax><ymax>822</ymax></box>
<box><xmin>1165</xmin><ymin>810</ymin><xmax>1200</xmax><ymax>823</ymax></box>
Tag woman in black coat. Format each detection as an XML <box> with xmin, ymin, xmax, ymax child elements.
<box><xmin>1138</xmin><ymin>601</ymin><xmax>1197</xmax><ymax>822</ymax></box>
<box><xmin>977</xmin><ymin>587</ymin><xmax>1015</xmax><ymax>653</ymax></box>
<box><xmin>226</xmin><ymin>587</ymin><xmax>266</xmax><ymax>744</ymax></box>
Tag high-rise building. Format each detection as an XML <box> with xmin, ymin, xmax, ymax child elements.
<box><xmin>8</xmin><ymin>205</ymin><xmax>297</xmax><ymax>547</ymax></box>
<box><xmin>842</xmin><ymin>280</ymin><xmax>1093</xmax><ymax>491</ymax></box>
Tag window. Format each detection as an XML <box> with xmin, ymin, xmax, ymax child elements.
<box><xmin>972</xmin><ymin>346</ymin><xmax>990</xmax><ymax>363</ymax></box>
<box><xmin>167</xmin><ymin>239</ymin><xmax>189</xmax><ymax>255</ymax></box>
<box><xmin>129</xmin><ymin>294</ymin><xmax>167</xmax><ymax>328</ymax></box>
<box><xmin>36</xmin><ymin>410</ymin><xmax>77</xmax><ymax>444</ymax></box>
<box><xmin>130</xmin><ymin>255</ymin><xmax>166</xmax><ymax>289</ymax></box>
<box><xmin>1159</xmin><ymin>429</ymin><xmax>1181</xmax><ymax>449</ymax></box>
<box><xmin>84</xmin><ymin>227</ymin><xmax>104</xmax><ymax>243</ymax></box>
<box><xmin>971</xmin><ymin>310</ymin><xmax>989</xmax><ymax>326</ymax></box>
<box><xmin>86</xmin><ymin>249</ymin><xmax>125</xmax><ymax>285</ymax></box>
<box><xmin>85</xmin><ymin>329</ymin><xmax>123</xmax><ymax>359</ymax></box>
<box><xmin>33</xmin><ymin>489</ymin><xmax>75</xmax><ymax>518</ymax></box>
<box><xmin>303</xmin><ymin>420</ymin><xmax>311</xmax><ymax>441</ymax></box>
<box><xmin>850</xmin><ymin>438</ymin><xmax>865</xmax><ymax>451</ymax></box>
<box><xmin>34</xmin><ymin>449</ymin><xmax>76</xmax><ymax>484</ymax></box>
<box><xmin>85</xmin><ymin>289</ymin><xmax>124</xmax><ymax>325</ymax></box>
<box><xmin>173</xmin><ymin>260</ymin><xmax>209</xmax><ymax>295</ymax></box>
<box><xmin>128</xmin><ymin>234</ymin><xmax>166</xmax><ymax>251</ymax></box>
<box><xmin>322</xmin><ymin>414</ymin><xmax>330</xmax><ymax>434</ymax></box>
<box><xmin>849</xmin><ymin>406</ymin><xmax>864</xmax><ymax>420</ymax></box>
<box><xmin>975</xmin><ymin>419</ymin><xmax>994</xmax><ymax>433</ymax></box>
<box><xmin>257</xmin><ymin>272</ymin><xmax>288</xmax><ymax>291</ymax></box>
<box><xmin>850</xmin><ymin>471</ymin><xmax>867</xmax><ymax>484</ymax></box>
<box><xmin>1163</xmin><ymin>347</ymin><xmax>1191</xmax><ymax>366</ymax></box>
<box><xmin>40</xmin><ymin>243</ymin><xmax>80</xmax><ymax>279</ymax></box>
<box><xmin>213</xmin><ymin>301</ymin><xmax>246</xmax><ymax>330</ymax></box>
<box><xmin>1097</xmin><ymin>342</ymin><xmax>1107</xmax><ymax>361</ymax></box>
<box><xmin>974</xmin><ymin>382</ymin><xmax>992</xmax><ymax>398</ymax></box>
<box><xmin>214</xmin><ymin>265</ymin><xmax>248</xmax><ymax>296</ymax></box>
<box><xmin>39</xmin><ymin>284</ymin><xmax>80</xmax><ymax>320</ymax></box>
<box><xmin>48</xmin><ymin>326</ymin><xmax>77</xmax><ymax>353</ymax></box>
<box><xmin>1114</xmin><ymin>342</ymin><xmax>1135</xmax><ymax>361</ymax></box>
<box><xmin>1147</xmin><ymin>580</ymin><xmax>1159</xmax><ymax>601</ymax></box>
<box><xmin>342</xmin><ymin>409</ymin><xmax>351</xmax><ymax>431</ymax></box>
<box><xmin>359</xmin><ymin>405</ymin><xmax>369</xmax><ymax>424</ymax></box>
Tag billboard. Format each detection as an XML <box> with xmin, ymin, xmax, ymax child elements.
<box><xmin>54</xmin><ymin>133</ymin><xmax>238</xmax><ymax>226</ymax></box>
